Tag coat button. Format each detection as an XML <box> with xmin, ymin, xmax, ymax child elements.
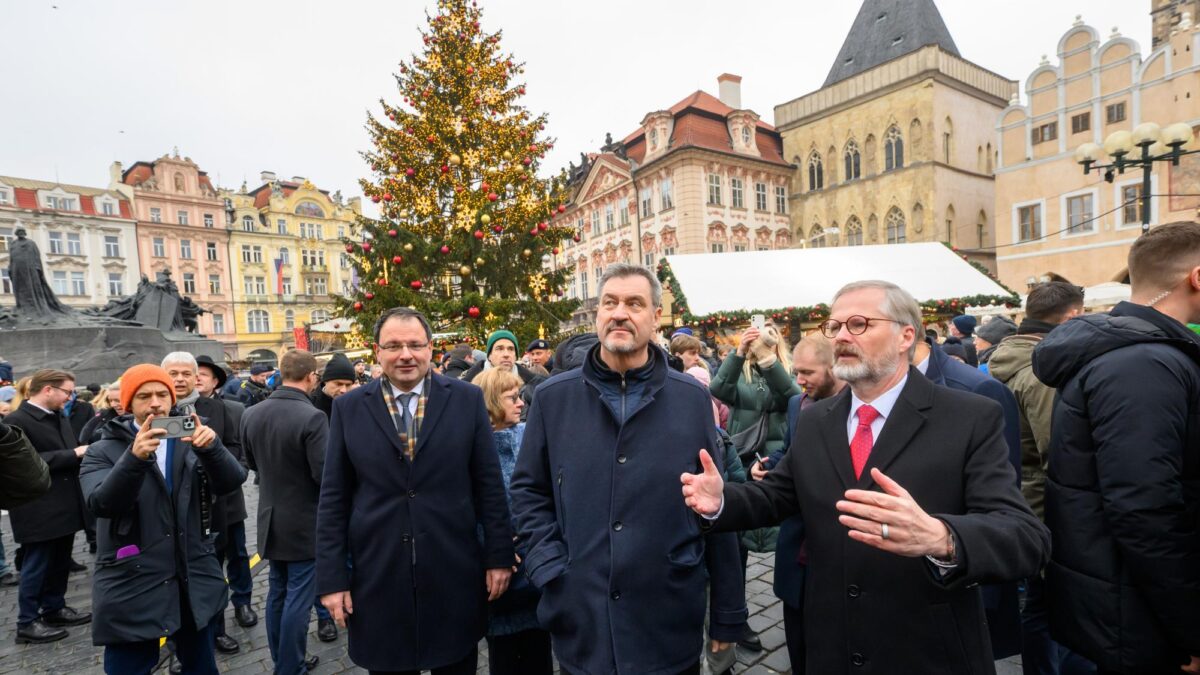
<box><xmin>610</xmin><ymin>590</ymin><xmax>621</xmax><ymax>600</ymax></box>
<box><xmin>408</xmin><ymin>490</ymin><xmax>416</xmax><ymax>498</ymax></box>
<box><xmin>616</xmin><ymin>454</ymin><xmax>627</xmax><ymax>464</ymax></box>
<box><xmin>851</xmin><ymin>653</ymin><xmax>865</xmax><ymax>667</ymax></box>
<box><xmin>612</xmin><ymin>521</ymin><xmax>623</xmax><ymax>531</ymax></box>
<box><xmin>401</xmin><ymin>534</ymin><xmax>411</xmax><ymax>543</ymax></box>
<box><xmin>847</xmin><ymin>584</ymin><xmax>860</xmax><ymax>598</ymax></box>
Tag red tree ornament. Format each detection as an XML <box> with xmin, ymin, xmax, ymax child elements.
<box><xmin>440</xmin><ymin>245</ymin><xmax>450</xmax><ymax>254</ymax></box>
<box><xmin>393</xmin><ymin>255</ymin><xmax>403</xmax><ymax>265</ymax></box>
<box><xmin>382</xmin><ymin>193</ymin><xmax>393</xmax><ymax>202</ymax></box>
<box><xmin>410</xmin><ymin>280</ymin><xmax>423</xmax><ymax>290</ymax></box>
<box><xmin>361</xmin><ymin>242</ymin><xmax>372</xmax><ymax>252</ymax></box>
<box><xmin>371</xmin><ymin>195</ymin><xmax>381</xmax><ymax>203</ymax></box>
<box><xmin>474</xmin><ymin>230</ymin><xmax>484</xmax><ymax>240</ymax></box>
<box><xmin>405</xmin><ymin>168</ymin><xmax>415</xmax><ymax>177</ymax></box>
<box><xmin>388</xmin><ymin>229</ymin><xmax>398</xmax><ymax>237</ymax></box>
<box><xmin>365</xmin><ymin>292</ymin><xmax>375</xmax><ymax>300</ymax></box>
<box><xmin>345</xmin><ymin>244</ymin><xmax>355</xmax><ymax>253</ymax></box>
<box><xmin>354</xmin><ymin>302</ymin><xmax>364</xmax><ymax>311</ymax></box>
<box><xmin>467</xmin><ymin>306</ymin><xmax>481</xmax><ymax>318</ymax></box>
<box><xmin>487</xmin><ymin>192</ymin><xmax>499</xmax><ymax>201</ymax></box>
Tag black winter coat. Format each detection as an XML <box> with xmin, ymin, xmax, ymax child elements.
<box><xmin>195</xmin><ymin>396</ymin><xmax>247</xmax><ymax>527</ymax></box>
<box><xmin>79</xmin><ymin>416</ymin><xmax>247</xmax><ymax>645</ymax></box>
<box><xmin>316</xmin><ymin>374</ymin><xmax>513</xmax><ymax>672</ymax></box>
<box><xmin>1032</xmin><ymin>302</ymin><xmax>1200</xmax><ymax>672</ymax></box>
<box><xmin>242</xmin><ymin>387</ymin><xmax>328</xmax><ymax>561</ymax></box>
<box><xmin>80</xmin><ymin>408</ymin><xmax>120</xmax><ymax>445</ymax></box>
<box><xmin>0</xmin><ymin>423</ymin><xmax>50</xmax><ymax>509</ymax></box>
<box><xmin>5</xmin><ymin>401</ymin><xmax>86</xmax><ymax>543</ymax></box>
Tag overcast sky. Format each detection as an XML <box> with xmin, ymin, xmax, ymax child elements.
<box><xmin>0</xmin><ymin>0</ymin><xmax>1149</xmax><ymax>213</ymax></box>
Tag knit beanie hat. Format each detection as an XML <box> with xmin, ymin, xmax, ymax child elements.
<box><xmin>486</xmin><ymin>330</ymin><xmax>519</xmax><ymax>356</ymax></box>
<box><xmin>976</xmin><ymin>315</ymin><xmax>1017</xmax><ymax>344</ymax></box>
<box><xmin>322</xmin><ymin>352</ymin><xmax>357</xmax><ymax>383</ymax></box>
<box><xmin>951</xmin><ymin>314</ymin><xmax>977</xmax><ymax>336</ymax></box>
<box><xmin>120</xmin><ymin>364</ymin><xmax>176</xmax><ymax>413</ymax></box>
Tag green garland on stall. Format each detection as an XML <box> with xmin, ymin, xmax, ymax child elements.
<box><xmin>656</xmin><ymin>257</ymin><xmax>1020</xmax><ymax>329</ymax></box>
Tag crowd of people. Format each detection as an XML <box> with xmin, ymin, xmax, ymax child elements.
<box><xmin>0</xmin><ymin>221</ymin><xmax>1197</xmax><ymax>675</ymax></box>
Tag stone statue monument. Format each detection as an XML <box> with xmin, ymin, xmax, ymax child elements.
<box><xmin>8</xmin><ymin>228</ymin><xmax>71</xmax><ymax>318</ymax></box>
<box><xmin>0</xmin><ymin>230</ymin><xmax>222</xmax><ymax>383</ymax></box>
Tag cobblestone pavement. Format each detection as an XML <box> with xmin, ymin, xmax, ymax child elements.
<box><xmin>1</xmin><ymin>483</ymin><xmax>1023</xmax><ymax>674</ymax></box>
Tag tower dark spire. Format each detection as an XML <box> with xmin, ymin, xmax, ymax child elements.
<box><xmin>824</xmin><ymin>0</ymin><xmax>960</xmax><ymax>87</ymax></box>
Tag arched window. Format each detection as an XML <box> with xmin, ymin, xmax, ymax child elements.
<box><xmin>867</xmin><ymin>214</ymin><xmax>879</xmax><ymax>243</ymax></box>
<box><xmin>278</xmin><ymin>247</ymin><xmax>290</xmax><ymax>265</ymax></box>
<box><xmin>242</xmin><ymin>215</ymin><xmax>255</xmax><ymax>232</ymax></box>
<box><xmin>977</xmin><ymin>146</ymin><xmax>985</xmax><ymax>173</ymax></box>
<box><xmin>843</xmin><ymin>140</ymin><xmax>861</xmax><ymax>181</ymax></box>
<box><xmin>284</xmin><ymin>309</ymin><xmax>295</xmax><ymax>330</ymax></box>
<box><xmin>945</xmin><ymin>204</ymin><xmax>956</xmax><ymax>243</ymax></box>
<box><xmin>808</xmin><ymin>152</ymin><xmax>824</xmax><ymax>191</ymax></box>
<box><xmin>827</xmin><ymin>146</ymin><xmax>838</xmax><ymax>183</ymax></box>
<box><xmin>247</xmin><ymin>310</ymin><xmax>270</xmax><ymax>333</ymax></box>
<box><xmin>864</xmin><ymin>134</ymin><xmax>877</xmax><ymax>175</ymax></box>
<box><xmin>986</xmin><ymin>143</ymin><xmax>994</xmax><ymax>174</ymax></box>
<box><xmin>809</xmin><ymin>223</ymin><xmax>826</xmax><ymax>248</ymax></box>
<box><xmin>174</xmin><ymin>173</ymin><xmax>185</xmax><ymax>192</ymax></box>
<box><xmin>845</xmin><ymin>217</ymin><xmax>864</xmax><ymax>246</ymax></box>
<box><xmin>295</xmin><ymin>201</ymin><xmax>325</xmax><ymax>218</ymax></box>
<box><xmin>886</xmin><ymin>207</ymin><xmax>906</xmax><ymax>244</ymax></box>
<box><xmin>311</xmin><ymin>309</ymin><xmax>331</xmax><ymax>324</ymax></box>
<box><xmin>885</xmin><ymin>126</ymin><xmax>904</xmax><ymax>171</ymax></box>
<box><xmin>977</xmin><ymin>210</ymin><xmax>988</xmax><ymax>248</ymax></box>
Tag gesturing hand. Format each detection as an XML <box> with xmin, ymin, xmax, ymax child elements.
<box><xmin>680</xmin><ymin>449</ymin><xmax>724</xmax><ymax>517</ymax></box>
<box><xmin>836</xmin><ymin>468</ymin><xmax>952</xmax><ymax>558</ymax></box>
<box><xmin>182</xmin><ymin>414</ymin><xmax>216</xmax><ymax>449</ymax></box>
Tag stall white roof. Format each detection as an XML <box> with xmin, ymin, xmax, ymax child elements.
<box><xmin>1083</xmin><ymin>282</ymin><xmax>1131</xmax><ymax>308</ymax></box>
<box><xmin>665</xmin><ymin>243</ymin><xmax>1012</xmax><ymax>316</ymax></box>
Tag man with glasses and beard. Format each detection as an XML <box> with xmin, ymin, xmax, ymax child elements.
<box><xmin>511</xmin><ymin>263</ymin><xmax>745</xmax><ymax>675</ymax></box>
<box><xmin>683</xmin><ymin>280</ymin><xmax>1049</xmax><ymax>674</ymax></box>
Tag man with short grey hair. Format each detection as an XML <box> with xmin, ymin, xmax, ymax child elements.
<box><xmin>683</xmin><ymin>280</ymin><xmax>1048</xmax><ymax>673</ymax></box>
<box><xmin>161</xmin><ymin>352</ymin><xmax>256</xmax><ymax>653</ymax></box>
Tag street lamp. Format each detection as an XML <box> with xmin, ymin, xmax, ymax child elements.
<box><xmin>1076</xmin><ymin>121</ymin><xmax>1197</xmax><ymax>236</ymax></box>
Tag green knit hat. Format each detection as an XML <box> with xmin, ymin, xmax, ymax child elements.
<box><xmin>486</xmin><ymin>330</ymin><xmax>518</xmax><ymax>356</ymax></box>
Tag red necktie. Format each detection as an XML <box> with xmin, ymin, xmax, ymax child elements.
<box><xmin>850</xmin><ymin>405</ymin><xmax>880</xmax><ymax>479</ymax></box>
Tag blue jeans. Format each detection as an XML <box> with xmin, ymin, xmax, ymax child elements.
<box><xmin>266</xmin><ymin>560</ymin><xmax>316</xmax><ymax>675</ymax></box>
<box><xmin>104</xmin><ymin>618</ymin><xmax>218</xmax><ymax>675</ymax></box>
<box><xmin>17</xmin><ymin>535</ymin><xmax>72</xmax><ymax>625</ymax></box>
<box><xmin>1021</xmin><ymin>576</ymin><xmax>1096</xmax><ymax>675</ymax></box>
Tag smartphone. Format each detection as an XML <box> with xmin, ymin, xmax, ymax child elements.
<box><xmin>750</xmin><ymin>314</ymin><xmax>765</xmax><ymax>330</ymax></box>
<box><xmin>148</xmin><ymin>415</ymin><xmax>196</xmax><ymax>439</ymax></box>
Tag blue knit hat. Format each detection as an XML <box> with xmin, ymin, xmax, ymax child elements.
<box><xmin>951</xmin><ymin>314</ymin><xmax>977</xmax><ymax>336</ymax></box>
<box><xmin>486</xmin><ymin>330</ymin><xmax>518</xmax><ymax>356</ymax></box>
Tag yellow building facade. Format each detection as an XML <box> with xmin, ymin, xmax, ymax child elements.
<box><xmin>223</xmin><ymin>172</ymin><xmax>360</xmax><ymax>364</ymax></box>
<box><xmin>994</xmin><ymin>17</ymin><xmax>1200</xmax><ymax>291</ymax></box>
<box><xmin>774</xmin><ymin>0</ymin><xmax>1016</xmax><ymax>273</ymax></box>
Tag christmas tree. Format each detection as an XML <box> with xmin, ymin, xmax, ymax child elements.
<box><xmin>338</xmin><ymin>0</ymin><xmax>579</xmax><ymax>350</ymax></box>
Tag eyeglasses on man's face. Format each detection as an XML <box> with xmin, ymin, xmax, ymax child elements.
<box><xmin>378</xmin><ymin>341</ymin><xmax>430</xmax><ymax>354</ymax></box>
<box><xmin>818</xmin><ymin>315</ymin><xmax>899</xmax><ymax>339</ymax></box>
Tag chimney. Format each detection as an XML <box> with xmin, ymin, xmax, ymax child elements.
<box><xmin>718</xmin><ymin>73</ymin><xmax>742</xmax><ymax>110</ymax></box>
<box><xmin>260</xmin><ymin>170</ymin><xmax>276</xmax><ymax>183</ymax></box>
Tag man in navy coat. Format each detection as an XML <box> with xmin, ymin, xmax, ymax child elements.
<box><xmin>316</xmin><ymin>307</ymin><xmax>513</xmax><ymax>675</ymax></box>
<box><xmin>511</xmin><ymin>263</ymin><xmax>746</xmax><ymax>675</ymax></box>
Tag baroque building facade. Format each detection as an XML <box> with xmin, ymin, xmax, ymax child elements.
<box><xmin>115</xmin><ymin>152</ymin><xmax>236</xmax><ymax>353</ymax></box>
<box><xmin>774</xmin><ymin>0</ymin><xmax>1016</xmax><ymax>272</ymax></box>
<box><xmin>552</xmin><ymin>75</ymin><xmax>792</xmax><ymax>325</ymax></box>
<box><xmin>994</xmin><ymin>15</ymin><xmax>1200</xmax><ymax>290</ymax></box>
<box><xmin>223</xmin><ymin>173</ymin><xmax>360</xmax><ymax>363</ymax></box>
<box><xmin>0</xmin><ymin>175</ymin><xmax>140</xmax><ymax>312</ymax></box>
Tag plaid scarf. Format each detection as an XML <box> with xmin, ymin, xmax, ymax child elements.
<box><xmin>380</xmin><ymin>373</ymin><xmax>431</xmax><ymax>461</ymax></box>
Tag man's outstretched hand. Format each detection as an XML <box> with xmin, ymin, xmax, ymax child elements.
<box><xmin>681</xmin><ymin>449</ymin><xmax>724</xmax><ymax>517</ymax></box>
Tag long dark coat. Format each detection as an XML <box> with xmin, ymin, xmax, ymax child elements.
<box><xmin>241</xmin><ymin>387</ymin><xmax>327</xmax><ymax>561</ymax></box>
<box><xmin>316</xmin><ymin>373</ymin><xmax>513</xmax><ymax>672</ymax></box>
<box><xmin>195</xmin><ymin>395</ymin><xmax>247</xmax><ymax>528</ymax></box>
<box><xmin>716</xmin><ymin>369</ymin><xmax>1049</xmax><ymax>674</ymax></box>
<box><xmin>5</xmin><ymin>401</ymin><xmax>86</xmax><ymax>543</ymax></box>
<box><xmin>79</xmin><ymin>416</ymin><xmax>247</xmax><ymax>645</ymax></box>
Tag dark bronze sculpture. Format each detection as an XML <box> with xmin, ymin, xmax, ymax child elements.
<box><xmin>8</xmin><ymin>228</ymin><xmax>70</xmax><ymax>317</ymax></box>
<box><xmin>87</xmin><ymin>269</ymin><xmax>206</xmax><ymax>334</ymax></box>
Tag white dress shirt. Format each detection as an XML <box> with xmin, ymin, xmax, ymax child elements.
<box><xmin>390</xmin><ymin>378</ymin><xmax>424</xmax><ymax>418</ymax></box>
<box><xmin>846</xmin><ymin>373</ymin><xmax>908</xmax><ymax>445</ymax></box>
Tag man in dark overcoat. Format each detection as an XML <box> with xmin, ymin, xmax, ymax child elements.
<box><xmin>317</xmin><ymin>307</ymin><xmax>513</xmax><ymax>674</ymax></box>
<box><xmin>6</xmin><ymin>368</ymin><xmax>91</xmax><ymax>644</ymax></box>
<box><xmin>683</xmin><ymin>281</ymin><xmax>1050</xmax><ymax>674</ymax></box>
<box><xmin>80</xmin><ymin>364</ymin><xmax>247</xmax><ymax>673</ymax></box>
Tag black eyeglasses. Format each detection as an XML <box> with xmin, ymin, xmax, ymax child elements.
<box><xmin>50</xmin><ymin>385</ymin><xmax>75</xmax><ymax>397</ymax></box>
<box><xmin>818</xmin><ymin>316</ymin><xmax>899</xmax><ymax>338</ymax></box>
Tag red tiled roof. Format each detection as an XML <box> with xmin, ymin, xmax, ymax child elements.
<box><xmin>121</xmin><ymin>162</ymin><xmax>155</xmax><ymax>186</ymax></box>
<box><xmin>4</xmin><ymin>186</ymin><xmax>132</xmax><ymax>219</ymax></box>
<box><xmin>198</xmin><ymin>173</ymin><xmax>214</xmax><ymax>193</ymax></box>
<box><xmin>14</xmin><ymin>188</ymin><xmax>37</xmax><ymax>210</ymax></box>
<box><xmin>247</xmin><ymin>180</ymin><xmax>331</xmax><ymax>209</ymax></box>
<box><xmin>619</xmin><ymin>89</ymin><xmax>786</xmax><ymax>167</ymax></box>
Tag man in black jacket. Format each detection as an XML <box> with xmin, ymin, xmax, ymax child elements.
<box><xmin>0</xmin><ymin>422</ymin><xmax>50</xmax><ymax>508</ymax></box>
<box><xmin>6</xmin><ymin>368</ymin><xmax>91</xmax><ymax>644</ymax></box>
<box><xmin>237</xmin><ymin>364</ymin><xmax>274</xmax><ymax>407</ymax></box>
<box><xmin>163</xmin><ymin>352</ymin><xmax>256</xmax><ymax>655</ymax></box>
<box><xmin>80</xmin><ymin>363</ymin><xmax>246</xmax><ymax>674</ymax></box>
<box><xmin>1033</xmin><ymin>222</ymin><xmax>1200</xmax><ymax>675</ymax></box>
<box><xmin>309</xmin><ymin>352</ymin><xmax>356</xmax><ymax>421</ymax></box>
<box><xmin>243</xmin><ymin>349</ymin><xmax>328</xmax><ymax>675</ymax></box>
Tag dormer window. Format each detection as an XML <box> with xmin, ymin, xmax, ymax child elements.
<box><xmin>649</xmin><ymin>128</ymin><xmax>658</xmax><ymax>150</ymax></box>
<box><xmin>741</xmin><ymin>127</ymin><xmax>752</xmax><ymax>147</ymax></box>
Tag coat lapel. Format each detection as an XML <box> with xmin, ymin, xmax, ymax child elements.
<box><xmin>414</xmin><ymin>373</ymin><xmax>451</xmax><ymax>456</ymax></box>
<box><xmin>857</xmin><ymin>368</ymin><xmax>933</xmax><ymax>490</ymax></box>
<box><xmin>364</xmin><ymin>379</ymin><xmax>407</xmax><ymax>456</ymax></box>
<box><xmin>819</xmin><ymin>389</ymin><xmax>856</xmax><ymax>489</ymax></box>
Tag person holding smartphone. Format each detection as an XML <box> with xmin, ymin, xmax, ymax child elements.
<box><xmin>80</xmin><ymin>364</ymin><xmax>247</xmax><ymax>674</ymax></box>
